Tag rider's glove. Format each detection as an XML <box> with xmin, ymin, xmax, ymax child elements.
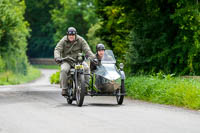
<box><xmin>92</xmin><ymin>58</ymin><xmax>98</xmax><ymax>66</ymax></box>
<box><xmin>55</xmin><ymin>58</ymin><xmax>62</xmax><ymax>64</ymax></box>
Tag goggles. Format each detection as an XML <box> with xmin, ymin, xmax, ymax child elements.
<box><xmin>67</xmin><ymin>31</ymin><xmax>76</xmax><ymax>35</ymax></box>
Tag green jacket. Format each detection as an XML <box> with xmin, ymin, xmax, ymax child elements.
<box><xmin>54</xmin><ymin>35</ymin><xmax>95</xmax><ymax>60</ymax></box>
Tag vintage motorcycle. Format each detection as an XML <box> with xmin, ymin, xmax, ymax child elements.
<box><xmin>61</xmin><ymin>50</ymin><xmax>126</xmax><ymax>107</ymax></box>
<box><xmin>61</xmin><ymin>54</ymin><xmax>86</xmax><ymax>107</ymax></box>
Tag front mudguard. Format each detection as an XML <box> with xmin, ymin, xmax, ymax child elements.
<box><xmin>120</xmin><ymin>70</ymin><xmax>126</xmax><ymax>80</ymax></box>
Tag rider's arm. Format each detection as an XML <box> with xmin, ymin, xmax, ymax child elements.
<box><xmin>80</xmin><ymin>37</ymin><xmax>95</xmax><ymax>59</ymax></box>
<box><xmin>54</xmin><ymin>36</ymin><xmax>66</xmax><ymax>59</ymax></box>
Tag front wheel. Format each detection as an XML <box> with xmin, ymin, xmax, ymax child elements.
<box><xmin>116</xmin><ymin>80</ymin><xmax>125</xmax><ymax>105</ymax></box>
<box><xmin>66</xmin><ymin>78</ymin><xmax>75</xmax><ymax>104</ymax></box>
<box><xmin>75</xmin><ymin>74</ymin><xmax>85</xmax><ymax>107</ymax></box>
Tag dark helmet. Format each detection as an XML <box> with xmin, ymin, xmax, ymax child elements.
<box><xmin>67</xmin><ymin>27</ymin><xmax>77</xmax><ymax>35</ymax></box>
<box><xmin>96</xmin><ymin>43</ymin><xmax>105</xmax><ymax>51</ymax></box>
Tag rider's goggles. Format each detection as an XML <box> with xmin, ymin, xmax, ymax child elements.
<box><xmin>67</xmin><ymin>31</ymin><xmax>76</xmax><ymax>35</ymax></box>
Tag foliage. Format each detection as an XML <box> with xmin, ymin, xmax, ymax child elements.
<box><xmin>50</xmin><ymin>70</ymin><xmax>60</xmax><ymax>84</ymax></box>
<box><xmin>86</xmin><ymin>21</ymin><xmax>105</xmax><ymax>52</ymax></box>
<box><xmin>0</xmin><ymin>56</ymin><xmax>5</xmax><ymax>73</ymax></box>
<box><xmin>25</xmin><ymin>0</ymin><xmax>59</xmax><ymax>58</ymax></box>
<box><xmin>170</xmin><ymin>1</ymin><xmax>200</xmax><ymax>75</ymax></box>
<box><xmin>25</xmin><ymin>0</ymin><xmax>98</xmax><ymax>57</ymax></box>
<box><xmin>95</xmin><ymin>0</ymin><xmax>200</xmax><ymax>75</ymax></box>
<box><xmin>0</xmin><ymin>0</ymin><xmax>30</xmax><ymax>74</ymax></box>
<box><xmin>126</xmin><ymin>74</ymin><xmax>200</xmax><ymax>110</ymax></box>
<box><xmin>0</xmin><ymin>66</ymin><xmax>41</xmax><ymax>85</ymax></box>
<box><xmin>51</xmin><ymin>0</ymin><xmax>98</xmax><ymax>48</ymax></box>
<box><xmin>127</xmin><ymin>0</ymin><xmax>200</xmax><ymax>75</ymax></box>
<box><xmin>95</xmin><ymin>0</ymin><xmax>131</xmax><ymax>63</ymax></box>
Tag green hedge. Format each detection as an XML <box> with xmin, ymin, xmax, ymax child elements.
<box><xmin>0</xmin><ymin>66</ymin><xmax>41</xmax><ymax>85</ymax></box>
<box><xmin>50</xmin><ymin>71</ymin><xmax>60</xmax><ymax>84</ymax></box>
<box><xmin>125</xmin><ymin>74</ymin><xmax>200</xmax><ymax>110</ymax></box>
<box><xmin>0</xmin><ymin>0</ymin><xmax>30</xmax><ymax>74</ymax></box>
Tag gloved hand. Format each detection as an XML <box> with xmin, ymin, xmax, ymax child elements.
<box><xmin>91</xmin><ymin>58</ymin><xmax>98</xmax><ymax>66</ymax></box>
<box><xmin>55</xmin><ymin>58</ymin><xmax>62</xmax><ymax>64</ymax></box>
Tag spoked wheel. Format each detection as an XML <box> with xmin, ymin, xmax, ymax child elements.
<box><xmin>75</xmin><ymin>74</ymin><xmax>86</xmax><ymax>107</ymax></box>
<box><xmin>66</xmin><ymin>78</ymin><xmax>75</xmax><ymax>104</ymax></box>
<box><xmin>116</xmin><ymin>80</ymin><xmax>125</xmax><ymax>105</ymax></box>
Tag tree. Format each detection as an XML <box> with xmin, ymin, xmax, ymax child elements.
<box><xmin>86</xmin><ymin>21</ymin><xmax>104</xmax><ymax>52</ymax></box>
<box><xmin>95</xmin><ymin>0</ymin><xmax>200</xmax><ymax>75</ymax></box>
<box><xmin>126</xmin><ymin>0</ymin><xmax>200</xmax><ymax>75</ymax></box>
<box><xmin>0</xmin><ymin>0</ymin><xmax>30</xmax><ymax>74</ymax></box>
<box><xmin>95</xmin><ymin>0</ymin><xmax>131</xmax><ymax>63</ymax></box>
<box><xmin>51</xmin><ymin>0</ymin><xmax>98</xmax><ymax>49</ymax></box>
<box><xmin>25</xmin><ymin>0</ymin><xmax>59</xmax><ymax>58</ymax></box>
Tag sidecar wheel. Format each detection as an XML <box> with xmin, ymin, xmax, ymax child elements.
<box><xmin>76</xmin><ymin>74</ymin><xmax>85</xmax><ymax>107</ymax></box>
<box><xmin>116</xmin><ymin>80</ymin><xmax>125</xmax><ymax>105</ymax></box>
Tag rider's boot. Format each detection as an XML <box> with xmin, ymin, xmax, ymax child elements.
<box><xmin>61</xmin><ymin>89</ymin><xmax>69</xmax><ymax>96</ymax></box>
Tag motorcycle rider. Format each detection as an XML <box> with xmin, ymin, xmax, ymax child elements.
<box><xmin>54</xmin><ymin>27</ymin><xmax>95</xmax><ymax>96</ymax></box>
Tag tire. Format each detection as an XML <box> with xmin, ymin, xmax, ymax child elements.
<box><xmin>66</xmin><ymin>78</ymin><xmax>74</xmax><ymax>104</ymax></box>
<box><xmin>67</xmin><ymin>98</ymin><xmax>73</xmax><ymax>104</ymax></box>
<box><xmin>116</xmin><ymin>80</ymin><xmax>125</xmax><ymax>105</ymax></box>
<box><xmin>75</xmin><ymin>74</ymin><xmax>85</xmax><ymax>107</ymax></box>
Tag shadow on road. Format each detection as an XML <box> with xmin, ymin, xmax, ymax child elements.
<box><xmin>88</xmin><ymin>103</ymin><xmax>120</xmax><ymax>107</ymax></box>
<box><xmin>56</xmin><ymin>102</ymin><xmax>122</xmax><ymax>108</ymax></box>
<box><xmin>56</xmin><ymin>103</ymin><xmax>79</xmax><ymax>107</ymax></box>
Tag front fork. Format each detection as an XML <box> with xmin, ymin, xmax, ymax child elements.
<box><xmin>74</xmin><ymin>68</ymin><xmax>84</xmax><ymax>91</ymax></box>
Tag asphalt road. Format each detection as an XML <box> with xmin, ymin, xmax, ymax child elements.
<box><xmin>0</xmin><ymin>69</ymin><xmax>200</xmax><ymax>133</ymax></box>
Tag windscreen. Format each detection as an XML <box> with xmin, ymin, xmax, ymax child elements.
<box><xmin>94</xmin><ymin>50</ymin><xmax>120</xmax><ymax>81</ymax></box>
<box><xmin>101</xmin><ymin>50</ymin><xmax>116</xmax><ymax>64</ymax></box>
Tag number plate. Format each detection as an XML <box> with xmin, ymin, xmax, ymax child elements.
<box><xmin>75</xmin><ymin>65</ymin><xmax>84</xmax><ymax>69</ymax></box>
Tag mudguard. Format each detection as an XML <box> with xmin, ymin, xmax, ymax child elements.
<box><xmin>120</xmin><ymin>70</ymin><xmax>126</xmax><ymax>80</ymax></box>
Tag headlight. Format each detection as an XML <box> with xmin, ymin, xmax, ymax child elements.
<box><xmin>78</xmin><ymin>56</ymin><xmax>83</xmax><ymax>61</ymax></box>
<box><xmin>78</xmin><ymin>53</ymin><xmax>82</xmax><ymax>57</ymax></box>
<box><xmin>119</xmin><ymin>63</ymin><xmax>124</xmax><ymax>70</ymax></box>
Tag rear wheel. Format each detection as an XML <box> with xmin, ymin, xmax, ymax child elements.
<box><xmin>76</xmin><ymin>74</ymin><xmax>85</xmax><ymax>107</ymax></box>
<box><xmin>116</xmin><ymin>80</ymin><xmax>125</xmax><ymax>105</ymax></box>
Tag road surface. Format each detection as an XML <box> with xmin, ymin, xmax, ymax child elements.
<box><xmin>0</xmin><ymin>69</ymin><xmax>200</xmax><ymax>133</ymax></box>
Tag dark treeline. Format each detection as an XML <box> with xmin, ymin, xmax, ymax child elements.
<box><xmin>0</xmin><ymin>0</ymin><xmax>200</xmax><ymax>75</ymax></box>
<box><xmin>25</xmin><ymin>0</ymin><xmax>58</xmax><ymax>58</ymax></box>
<box><xmin>95</xmin><ymin>0</ymin><xmax>200</xmax><ymax>75</ymax></box>
<box><xmin>25</xmin><ymin>0</ymin><xmax>98</xmax><ymax>57</ymax></box>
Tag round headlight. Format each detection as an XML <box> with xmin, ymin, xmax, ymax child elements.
<box><xmin>78</xmin><ymin>56</ymin><xmax>83</xmax><ymax>61</ymax></box>
<box><xmin>78</xmin><ymin>53</ymin><xmax>82</xmax><ymax>57</ymax></box>
<box><xmin>119</xmin><ymin>63</ymin><xmax>124</xmax><ymax>70</ymax></box>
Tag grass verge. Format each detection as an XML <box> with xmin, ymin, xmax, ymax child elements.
<box><xmin>0</xmin><ymin>66</ymin><xmax>41</xmax><ymax>85</ymax></box>
<box><xmin>125</xmin><ymin>75</ymin><xmax>200</xmax><ymax>110</ymax></box>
